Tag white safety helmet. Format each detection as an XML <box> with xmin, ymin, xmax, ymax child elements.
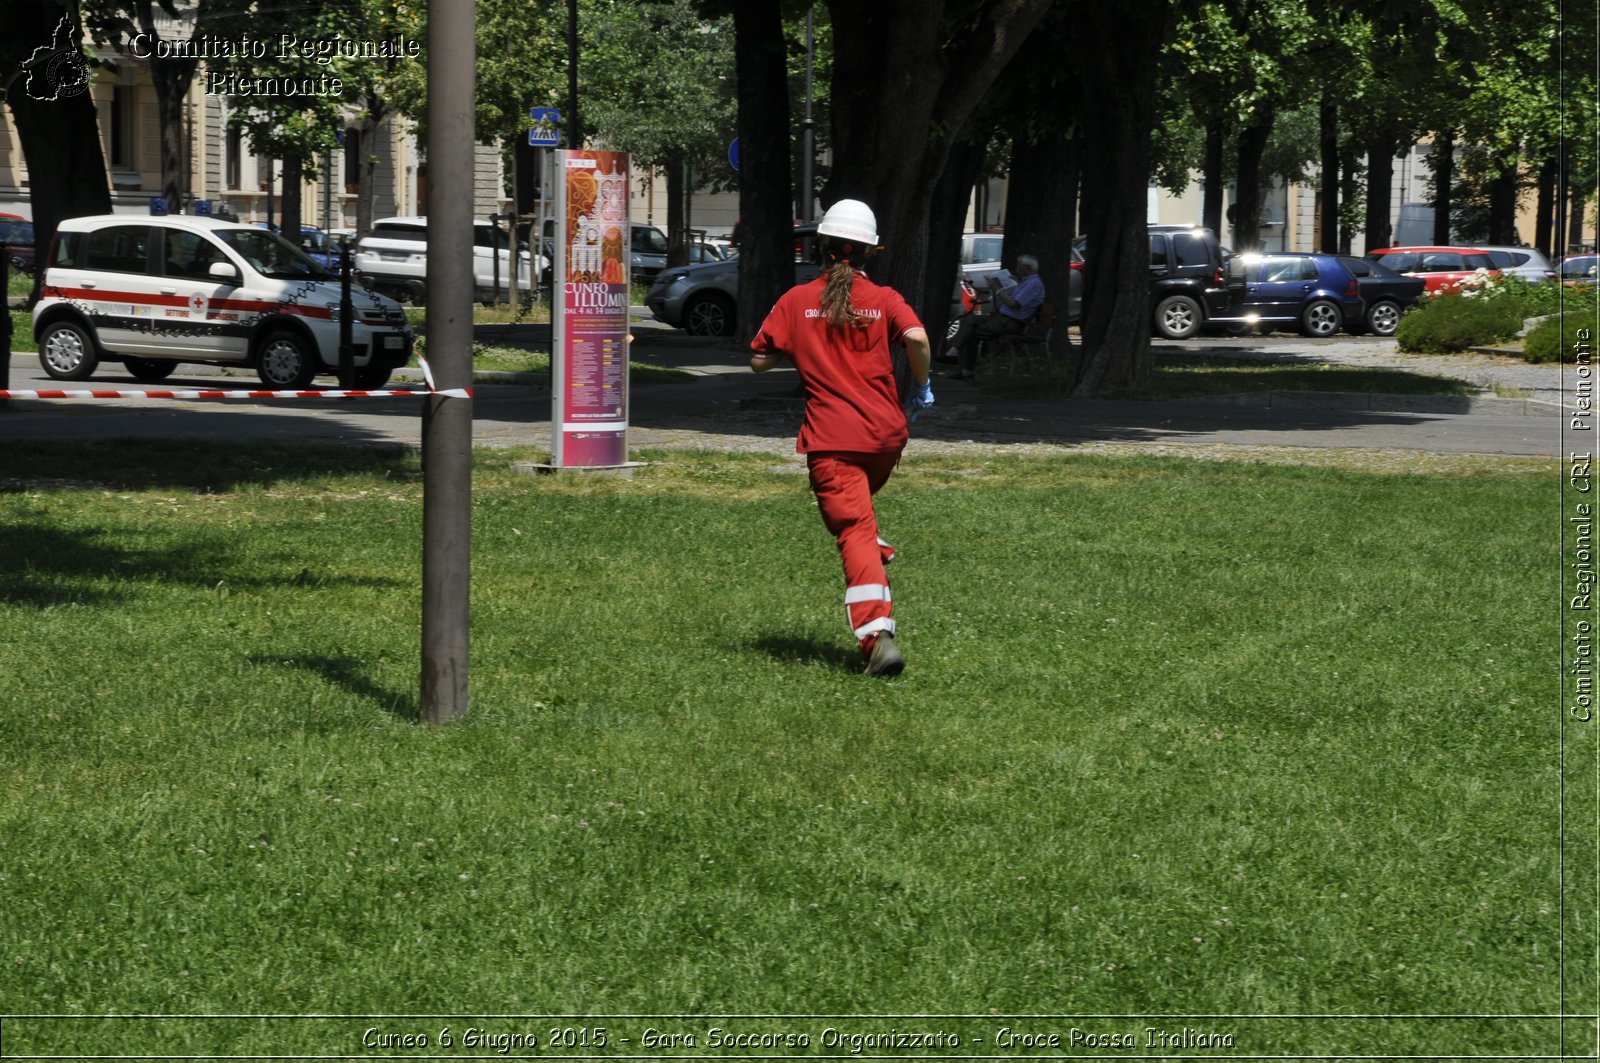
<box><xmin>817</xmin><ymin>199</ymin><xmax>879</xmax><ymax>245</ymax></box>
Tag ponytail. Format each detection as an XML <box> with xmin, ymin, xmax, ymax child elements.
<box><xmin>817</xmin><ymin>235</ymin><xmax>878</xmax><ymax>329</ymax></box>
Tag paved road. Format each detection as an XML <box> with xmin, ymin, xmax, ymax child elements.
<box><xmin>0</xmin><ymin>323</ymin><xmax>1571</xmax><ymax>458</ymax></box>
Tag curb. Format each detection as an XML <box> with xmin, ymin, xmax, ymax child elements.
<box><xmin>1205</xmin><ymin>389</ymin><xmax>1561</xmax><ymax>416</ymax></box>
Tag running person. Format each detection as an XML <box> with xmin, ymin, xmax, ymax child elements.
<box><xmin>750</xmin><ymin>199</ymin><xmax>934</xmax><ymax>677</ymax></box>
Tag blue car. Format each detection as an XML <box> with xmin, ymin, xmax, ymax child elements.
<box><xmin>1213</xmin><ymin>252</ymin><xmax>1365</xmax><ymax>337</ymax></box>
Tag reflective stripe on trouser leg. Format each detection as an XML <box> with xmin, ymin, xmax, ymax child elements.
<box><xmin>846</xmin><ymin>583</ymin><xmax>894</xmax><ymax>641</ymax></box>
<box><xmin>808</xmin><ymin>451</ymin><xmax>901</xmax><ymax>646</ymax></box>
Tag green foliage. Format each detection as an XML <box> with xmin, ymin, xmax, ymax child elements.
<box><xmin>1394</xmin><ymin>282</ymin><xmax>1528</xmax><ymax>353</ymax></box>
<box><xmin>582</xmin><ymin>0</ymin><xmax>735</xmax><ymax>179</ymax></box>
<box><xmin>1522</xmin><ymin>308</ymin><xmax>1600</xmax><ymax>364</ymax></box>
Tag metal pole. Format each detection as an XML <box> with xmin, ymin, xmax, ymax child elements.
<box><xmin>566</xmin><ymin>0</ymin><xmax>580</xmax><ymax>148</ymax></box>
<box><xmin>800</xmin><ymin>6</ymin><xmax>815</xmax><ymax>222</ymax></box>
<box><xmin>421</xmin><ymin>0</ymin><xmax>475</xmax><ymax>724</ymax></box>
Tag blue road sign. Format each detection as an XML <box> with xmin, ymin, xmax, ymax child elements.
<box><xmin>529</xmin><ymin>107</ymin><xmax>561</xmax><ymax>147</ymax></box>
<box><xmin>728</xmin><ymin>137</ymin><xmax>739</xmax><ymax>172</ymax></box>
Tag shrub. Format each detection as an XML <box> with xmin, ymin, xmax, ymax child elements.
<box><xmin>1395</xmin><ymin>284</ymin><xmax>1529</xmax><ymax>353</ymax></box>
<box><xmin>1523</xmin><ymin>311</ymin><xmax>1600</xmax><ymax>364</ymax></box>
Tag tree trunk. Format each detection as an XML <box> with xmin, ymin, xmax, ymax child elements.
<box><xmin>1070</xmin><ymin>0</ymin><xmax>1170</xmax><ymax>397</ymax></box>
<box><xmin>1339</xmin><ymin>143</ymin><xmax>1360</xmax><ymax>253</ymax></box>
<box><xmin>920</xmin><ymin>132</ymin><xmax>987</xmax><ymax>359</ymax></box>
<box><xmin>1534</xmin><ymin>153</ymin><xmax>1557</xmax><ymax>258</ymax></box>
<box><xmin>135</xmin><ymin>0</ymin><xmax>198</xmax><ymax>212</ymax></box>
<box><xmin>1202</xmin><ymin>117</ymin><xmax>1225</xmax><ymax>235</ymax></box>
<box><xmin>665</xmin><ymin>153</ymin><xmax>688</xmax><ymax>267</ymax></box>
<box><xmin>1487</xmin><ymin>151</ymin><xmax>1519</xmax><ymax>245</ymax></box>
<box><xmin>355</xmin><ymin>100</ymin><xmax>386</xmax><ymax>235</ymax></box>
<box><xmin>1231</xmin><ymin>109</ymin><xmax>1274</xmax><ymax>252</ymax></box>
<box><xmin>1364</xmin><ymin>128</ymin><xmax>1398</xmax><ymax>251</ymax></box>
<box><xmin>281</xmin><ymin>154</ymin><xmax>304</xmax><ymax>243</ymax></box>
<box><xmin>1318</xmin><ymin>99</ymin><xmax>1338</xmax><ymax>253</ymax></box>
<box><xmin>2</xmin><ymin>0</ymin><xmax>112</xmax><ymax>302</ymax></box>
<box><xmin>822</xmin><ymin>0</ymin><xmax>1051</xmax><ymax>323</ymax></box>
<box><xmin>1004</xmin><ymin>127</ymin><xmax>1075</xmax><ymax>364</ymax></box>
<box><xmin>732</xmin><ymin>0</ymin><xmax>794</xmax><ymax>346</ymax></box>
<box><xmin>1430</xmin><ymin>129</ymin><xmax>1454</xmax><ymax>244</ymax></box>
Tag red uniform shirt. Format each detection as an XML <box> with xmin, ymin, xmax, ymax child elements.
<box><xmin>751</xmin><ymin>271</ymin><xmax>924</xmax><ymax>455</ymax></box>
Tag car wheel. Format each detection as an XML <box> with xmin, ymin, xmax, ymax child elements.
<box><xmin>683</xmin><ymin>294</ymin><xmax>735</xmax><ymax>337</ymax></box>
<box><xmin>1153</xmin><ymin>295</ymin><xmax>1201</xmax><ymax>340</ymax></box>
<box><xmin>352</xmin><ymin>364</ymin><xmax>393</xmax><ymax>390</ymax></box>
<box><xmin>256</xmin><ymin>329</ymin><xmax>320</xmax><ymax>389</ymax></box>
<box><xmin>124</xmin><ymin>357</ymin><xmax>177</xmax><ymax>382</ymax></box>
<box><xmin>38</xmin><ymin>320</ymin><xmax>99</xmax><ymax>381</ymax></box>
<box><xmin>1366</xmin><ymin>299</ymin><xmax>1402</xmax><ymax>337</ymax></box>
<box><xmin>1300</xmin><ymin>298</ymin><xmax>1343</xmax><ymax>338</ymax></box>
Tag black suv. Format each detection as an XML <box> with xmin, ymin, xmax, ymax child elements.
<box><xmin>1147</xmin><ymin>224</ymin><xmax>1229</xmax><ymax>339</ymax></box>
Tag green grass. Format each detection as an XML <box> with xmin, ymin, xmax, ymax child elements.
<box><xmin>0</xmin><ymin>442</ymin><xmax>1581</xmax><ymax>1057</ymax></box>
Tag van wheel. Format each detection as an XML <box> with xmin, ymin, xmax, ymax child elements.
<box><xmin>1299</xmin><ymin>298</ymin><xmax>1343</xmax><ymax>338</ymax></box>
<box><xmin>38</xmin><ymin>320</ymin><xmax>100</xmax><ymax>381</ymax></box>
<box><xmin>124</xmin><ymin>358</ymin><xmax>177</xmax><ymax>382</ymax></box>
<box><xmin>1153</xmin><ymin>295</ymin><xmax>1201</xmax><ymax>340</ymax></box>
<box><xmin>683</xmin><ymin>294</ymin><xmax>735</xmax><ymax>336</ymax></box>
<box><xmin>256</xmin><ymin>330</ymin><xmax>320</xmax><ymax>389</ymax></box>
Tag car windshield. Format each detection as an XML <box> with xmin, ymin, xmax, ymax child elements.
<box><xmin>216</xmin><ymin>229</ymin><xmax>327</xmax><ymax>279</ymax></box>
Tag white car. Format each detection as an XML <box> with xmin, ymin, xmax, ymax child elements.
<box><xmin>33</xmin><ymin>214</ymin><xmax>413</xmax><ymax>388</ymax></box>
<box><xmin>355</xmin><ymin>216</ymin><xmax>539</xmax><ymax>305</ymax></box>
<box><xmin>1476</xmin><ymin>244</ymin><xmax>1557</xmax><ymax>283</ymax></box>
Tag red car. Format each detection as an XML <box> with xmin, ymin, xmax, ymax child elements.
<box><xmin>0</xmin><ymin>214</ymin><xmax>33</xmax><ymax>275</ymax></box>
<box><xmin>1365</xmin><ymin>246</ymin><xmax>1497</xmax><ymax>293</ymax></box>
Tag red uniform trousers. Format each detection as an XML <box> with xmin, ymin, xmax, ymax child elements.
<box><xmin>807</xmin><ymin>450</ymin><xmax>901</xmax><ymax>656</ymax></box>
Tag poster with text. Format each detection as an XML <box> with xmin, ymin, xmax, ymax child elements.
<box><xmin>552</xmin><ymin>149</ymin><xmax>631</xmax><ymax>467</ymax></box>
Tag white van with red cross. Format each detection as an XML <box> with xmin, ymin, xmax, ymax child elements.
<box><xmin>32</xmin><ymin>214</ymin><xmax>414</xmax><ymax>389</ymax></box>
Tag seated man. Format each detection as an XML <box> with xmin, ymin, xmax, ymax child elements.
<box><xmin>946</xmin><ymin>253</ymin><xmax>1045</xmax><ymax>379</ymax></box>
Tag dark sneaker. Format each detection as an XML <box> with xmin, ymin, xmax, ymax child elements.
<box><xmin>864</xmin><ymin>634</ymin><xmax>905</xmax><ymax>678</ymax></box>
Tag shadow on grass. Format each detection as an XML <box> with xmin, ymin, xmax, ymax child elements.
<box><xmin>0</xmin><ymin>520</ymin><xmax>407</xmax><ymax>608</ymax></box>
<box><xmin>0</xmin><ymin>440</ymin><xmax>419</xmax><ymax>493</ymax></box>
<box><xmin>246</xmin><ymin>653</ymin><xmax>418</xmax><ymax>723</ymax></box>
<box><xmin>753</xmin><ymin>634</ymin><xmax>860</xmax><ymax>673</ymax></box>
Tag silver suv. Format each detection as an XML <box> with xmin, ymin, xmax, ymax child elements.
<box><xmin>355</xmin><ymin>216</ymin><xmax>537</xmax><ymax>304</ymax></box>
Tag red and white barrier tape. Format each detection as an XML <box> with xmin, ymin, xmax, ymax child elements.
<box><xmin>0</xmin><ymin>387</ymin><xmax>471</xmax><ymax>400</ymax></box>
<box><xmin>1</xmin><ymin>357</ymin><xmax>473</xmax><ymax>401</ymax></box>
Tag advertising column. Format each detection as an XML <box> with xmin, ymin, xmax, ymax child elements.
<box><xmin>551</xmin><ymin>150</ymin><xmax>631</xmax><ymax>467</ymax></box>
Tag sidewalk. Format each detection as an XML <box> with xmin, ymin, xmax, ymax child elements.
<box><xmin>0</xmin><ymin>323</ymin><xmax>1568</xmax><ymax>460</ymax></box>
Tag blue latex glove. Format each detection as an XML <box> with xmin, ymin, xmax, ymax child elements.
<box><xmin>908</xmin><ymin>379</ymin><xmax>935</xmax><ymax>422</ymax></box>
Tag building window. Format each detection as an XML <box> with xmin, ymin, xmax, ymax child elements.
<box><xmin>110</xmin><ymin>86</ymin><xmax>136</xmax><ymax>170</ymax></box>
<box><xmin>226</xmin><ymin>127</ymin><xmax>241</xmax><ymax>190</ymax></box>
<box><xmin>343</xmin><ymin>128</ymin><xmax>361</xmax><ymax>192</ymax></box>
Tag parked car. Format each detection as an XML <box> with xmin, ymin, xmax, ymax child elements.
<box><xmin>1560</xmin><ymin>253</ymin><xmax>1600</xmax><ymax>286</ymax></box>
<box><xmin>1365</xmin><ymin>246</ymin><xmax>1497</xmax><ymax>293</ymax></box>
<box><xmin>33</xmin><ymin>213</ymin><xmax>413</xmax><ymax>388</ymax></box>
<box><xmin>1210</xmin><ymin>252</ymin><xmax>1364</xmax><ymax>337</ymax></box>
<box><xmin>538</xmin><ymin>220</ymin><xmax>672</xmax><ymax>284</ymax></box>
<box><xmin>630</xmin><ymin>224</ymin><xmax>671</xmax><ymax>282</ymax></box>
<box><xmin>646</xmin><ymin>224</ymin><xmax>823</xmax><ymax>336</ymax></box>
<box><xmin>1476</xmin><ymin>244</ymin><xmax>1557</xmax><ymax>283</ymax></box>
<box><xmin>0</xmin><ymin>216</ymin><xmax>35</xmax><ymax>274</ymax></box>
<box><xmin>289</xmin><ymin>226</ymin><xmax>352</xmax><ymax>273</ymax></box>
<box><xmin>1336</xmin><ymin>255</ymin><xmax>1426</xmax><ymax>336</ymax></box>
<box><xmin>1145</xmin><ymin>224</ymin><xmax>1230</xmax><ymax>339</ymax></box>
<box><xmin>355</xmin><ymin>216</ymin><xmax>537</xmax><ymax>305</ymax></box>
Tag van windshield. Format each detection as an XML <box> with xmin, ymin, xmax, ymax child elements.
<box><xmin>216</xmin><ymin>229</ymin><xmax>328</xmax><ymax>279</ymax></box>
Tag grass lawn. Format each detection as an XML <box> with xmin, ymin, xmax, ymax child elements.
<box><xmin>0</xmin><ymin>441</ymin><xmax>1584</xmax><ymax>1057</ymax></box>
